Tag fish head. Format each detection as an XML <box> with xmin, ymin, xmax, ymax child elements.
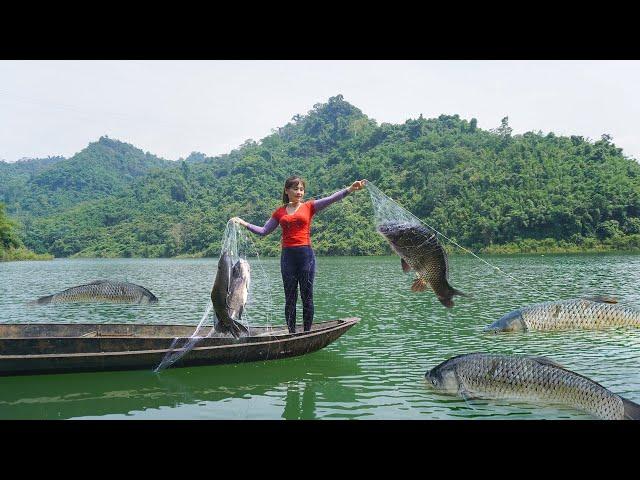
<box><xmin>425</xmin><ymin>359</ymin><xmax>460</xmax><ymax>394</ymax></box>
<box><xmin>233</xmin><ymin>258</ymin><xmax>251</xmax><ymax>279</ymax></box>
<box><xmin>484</xmin><ymin>310</ymin><xmax>526</xmax><ymax>333</ymax></box>
<box><xmin>231</xmin><ymin>258</ymin><xmax>251</xmax><ymax>292</ymax></box>
<box><xmin>377</xmin><ymin>222</ymin><xmax>429</xmax><ymax>258</ymax></box>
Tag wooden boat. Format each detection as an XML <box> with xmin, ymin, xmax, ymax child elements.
<box><xmin>0</xmin><ymin>317</ymin><xmax>359</xmax><ymax>376</ymax></box>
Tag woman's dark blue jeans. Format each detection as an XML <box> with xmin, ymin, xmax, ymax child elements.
<box><xmin>280</xmin><ymin>246</ymin><xmax>316</xmax><ymax>333</ymax></box>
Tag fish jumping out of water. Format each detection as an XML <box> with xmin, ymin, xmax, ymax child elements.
<box><xmin>210</xmin><ymin>252</ymin><xmax>250</xmax><ymax>338</ymax></box>
<box><xmin>485</xmin><ymin>296</ymin><xmax>640</xmax><ymax>333</ymax></box>
<box><xmin>376</xmin><ymin>221</ymin><xmax>465</xmax><ymax>307</ymax></box>
<box><xmin>30</xmin><ymin>280</ymin><xmax>158</xmax><ymax>305</ymax></box>
<box><xmin>425</xmin><ymin>353</ymin><xmax>640</xmax><ymax>420</ymax></box>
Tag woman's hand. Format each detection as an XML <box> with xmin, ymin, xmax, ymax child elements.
<box><xmin>348</xmin><ymin>179</ymin><xmax>367</xmax><ymax>193</ymax></box>
<box><xmin>231</xmin><ymin>217</ymin><xmax>247</xmax><ymax>227</ymax></box>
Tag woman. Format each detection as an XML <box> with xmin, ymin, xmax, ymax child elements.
<box><xmin>232</xmin><ymin>176</ymin><xmax>366</xmax><ymax>333</ymax></box>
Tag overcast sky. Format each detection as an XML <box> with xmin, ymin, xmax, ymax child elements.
<box><xmin>1</xmin><ymin>60</ymin><xmax>639</xmax><ymax>163</ymax></box>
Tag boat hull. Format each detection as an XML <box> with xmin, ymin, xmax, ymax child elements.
<box><xmin>0</xmin><ymin>318</ymin><xmax>359</xmax><ymax>376</ymax></box>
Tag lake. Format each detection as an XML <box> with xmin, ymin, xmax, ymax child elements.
<box><xmin>1</xmin><ymin>254</ymin><xmax>639</xmax><ymax>419</ymax></box>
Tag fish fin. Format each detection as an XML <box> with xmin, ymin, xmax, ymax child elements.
<box><xmin>401</xmin><ymin>258</ymin><xmax>412</xmax><ymax>272</ymax></box>
<box><xmin>452</xmin><ymin>288</ymin><xmax>470</xmax><ymax>298</ymax></box>
<box><xmin>411</xmin><ymin>277</ymin><xmax>428</xmax><ymax>292</ymax></box>
<box><xmin>458</xmin><ymin>388</ymin><xmax>477</xmax><ymax>410</ymax></box>
<box><xmin>583</xmin><ymin>295</ymin><xmax>618</xmax><ymax>304</ymax></box>
<box><xmin>438</xmin><ymin>288</ymin><xmax>470</xmax><ymax>307</ymax></box>
<box><xmin>439</xmin><ymin>297</ymin><xmax>455</xmax><ymax>308</ymax></box>
<box><xmin>622</xmin><ymin>397</ymin><xmax>640</xmax><ymax>420</ymax></box>
<box><xmin>532</xmin><ymin>356</ymin><xmax>565</xmax><ymax>369</ymax></box>
<box><xmin>34</xmin><ymin>294</ymin><xmax>53</xmax><ymax>305</ymax></box>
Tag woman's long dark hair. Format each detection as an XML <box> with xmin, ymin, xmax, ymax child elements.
<box><xmin>282</xmin><ymin>176</ymin><xmax>306</xmax><ymax>205</ymax></box>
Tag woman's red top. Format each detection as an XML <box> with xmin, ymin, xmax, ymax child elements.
<box><xmin>271</xmin><ymin>201</ymin><xmax>317</xmax><ymax>248</ymax></box>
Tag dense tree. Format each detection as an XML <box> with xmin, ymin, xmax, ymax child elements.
<box><xmin>0</xmin><ymin>202</ymin><xmax>51</xmax><ymax>260</ymax></box>
<box><xmin>3</xmin><ymin>95</ymin><xmax>640</xmax><ymax>258</ymax></box>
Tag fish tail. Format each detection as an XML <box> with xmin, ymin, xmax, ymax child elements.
<box><xmin>436</xmin><ymin>287</ymin><xmax>469</xmax><ymax>308</ymax></box>
<box><xmin>231</xmin><ymin>320</ymin><xmax>250</xmax><ymax>338</ymax></box>
<box><xmin>411</xmin><ymin>278</ymin><xmax>428</xmax><ymax>292</ymax></box>
<box><xmin>452</xmin><ymin>288</ymin><xmax>470</xmax><ymax>299</ymax></box>
<box><xmin>622</xmin><ymin>397</ymin><xmax>640</xmax><ymax>420</ymax></box>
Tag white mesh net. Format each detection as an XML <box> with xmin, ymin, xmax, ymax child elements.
<box><xmin>154</xmin><ymin>220</ymin><xmax>275</xmax><ymax>372</ymax></box>
<box><xmin>367</xmin><ymin>181</ymin><xmax>466</xmax><ymax>307</ymax></box>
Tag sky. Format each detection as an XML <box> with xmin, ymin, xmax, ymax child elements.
<box><xmin>1</xmin><ymin>60</ymin><xmax>639</xmax><ymax>163</ymax></box>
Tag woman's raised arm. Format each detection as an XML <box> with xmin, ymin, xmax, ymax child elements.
<box><xmin>313</xmin><ymin>179</ymin><xmax>367</xmax><ymax>214</ymax></box>
<box><xmin>232</xmin><ymin>217</ymin><xmax>278</xmax><ymax>236</ymax></box>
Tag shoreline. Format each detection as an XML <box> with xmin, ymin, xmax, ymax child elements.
<box><xmin>5</xmin><ymin>248</ymin><xmax>639</xmax><ymax>261</ymax></box>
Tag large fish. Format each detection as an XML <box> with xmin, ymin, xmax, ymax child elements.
<box><xmin>210</xmin><ymin>252</ymin><xmax>250</xmax><ymax>338</ymax></box>
<box><xmin>227</xmin><ymin>258</ymin><xmax>251</xmax><ymax>323</ymax></box>
<box><xmin>31</xmin><ymin>280</ymin><xmax>158</xmax><ymax>305</ymax></box>
<box><xmin>377</xmin><ymin>221</ymin><xmax>465</xmax><ymax>307</ymax></box>
<box><xmin>425</xmin><ymin>353</ymin><xmax>640</xmax><ymax>420</ymax></box>
<box><xmin>485</xmin><ymin>296</ymin><xmax>640</xmax><ymax>333</ymax></box>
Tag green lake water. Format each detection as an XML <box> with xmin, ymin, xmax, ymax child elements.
<box><xmin>1</xmin><ymin>254</ymin><xmax>639</xmax><ymax>420</ymax></box>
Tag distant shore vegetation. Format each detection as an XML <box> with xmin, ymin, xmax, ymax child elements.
<box><xmin>0</xmin><ymin>203</ymin><xmax>53</xmax><ymax>261</ymax></box>
<box><xmin>1</xmin><ymin>95</ymin><xmax>639</xmax><ymax>260</ymax></box>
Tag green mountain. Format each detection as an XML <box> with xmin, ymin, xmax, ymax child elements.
<box><xmin>4</xmin><ymin>95</ymin><xmax>640</xmax><ymax>258</ymax></box>
<box><xmin>0</xmin><ymin>155</ymin><xmax>65</xmax><ymax>206</ymax></box>
<box><xmin>3</xmin><ymin>137</ymin><xmax>174</xmax><ymax>217</ymax></box>
<box><xmin>0</xmin><ymin>202</ymin><xmax>52</xmax><ymax>261</ymax></box>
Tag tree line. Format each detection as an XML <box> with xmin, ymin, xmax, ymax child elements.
<box><xmin>2</xmin><ymin>95</ymin><xmax>639</xmax><ymax>260</ymax></box>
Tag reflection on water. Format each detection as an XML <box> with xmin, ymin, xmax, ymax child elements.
<box><xmin>1</xmin><ymin>254</ymin><xmax>639</xmax><ymax>419</ymax></box>
<box><xmin>283</xmin><ymin>382</ymin><xmax>316</xmax><ymax>420</ymax></box>
<box><xmin>0</xmin><ymin>350</ymin><xmax>361</xmax><ymax>420</ymax></box>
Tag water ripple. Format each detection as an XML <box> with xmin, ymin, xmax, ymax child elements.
<box><xmin>1</xmin><ymin>254</ymin><xmax>639</xmax><ymax>419</ymax></box>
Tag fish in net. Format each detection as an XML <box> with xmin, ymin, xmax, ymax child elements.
<box><xmin>367</xmin><ymin>182</ymin><xmax>466</xmax><ymax>308</ymax></box>
<box><xmin>154</xmin><ymin>220</ymin><xmax>275</xmax><ymax>372</ymax></box>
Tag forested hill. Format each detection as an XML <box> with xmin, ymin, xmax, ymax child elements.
<box><xmin>0</xmin><ymin>155</ymin><xmax>65</xmax><ymax>206</ymax></box>
<box><xmin>0</xmin><ymin>202</ymin><xmax>52</xmax><ymax>261</ymax></box>
<box><xmin>1</xmin><ymin>137</ymin><xmax>174</xmax><ymax>216</ymax></box>
<box><xmin>4</xmin><ymin>95</ymin><xmax>640</xmax><ymax>258</ymax></box>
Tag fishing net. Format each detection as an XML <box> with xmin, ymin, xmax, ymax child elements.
<box><xmin>367</xmin><ymin>182</ymin><xmax>425</xmax><ymax>229</ymax></box>
<box><xmin>367</xmin><ymin>181</ymin><xmax>446</xmax><ymax>270</ymax></box>
<box><xmin>368</xmin><ymin>181</ymin><xmax>473</xmax><ymax>308</ymax></box>
<box><xmin>367</xmin><ymin>181</ymin><xmax>545</xmax><ymax>300</ymax></box>
<box><xmin>154</xmin><ymin>220</ymin><xmax>276</xmax><ymax>372</ymax></box>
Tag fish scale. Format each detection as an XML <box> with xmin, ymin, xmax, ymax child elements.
<box><xmin>427</xmin><ymin>353</ymin><xmax>628</xmax><ymax>419</ymax></box>
<box><xmin>521</xmin><ymin>299</ymin><xmax>640</xmax><ymax>330</ymax></box>
<box><xmin>376</xmin><ymin>221</ymin><xmax>464</xmax><ymax>307</ymax></box>
<box><xmin>38</xmin><ymin>281</ymin><xmax>158</xmax><ymax>304</ymax></box>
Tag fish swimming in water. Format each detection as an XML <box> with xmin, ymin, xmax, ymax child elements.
<box><xmin>425</xmin><ymin>353</ymin><xmax>640</xmax><ymax>420</ymax></box>
<box><xmin>31</xmin><ymin>280</ymin><xmax>158</xmax><ymax>305</ymax></box>
<box><xmin>210</xmin><ymin>252</ymin><xmax>250</xmax><ymax>338</ymax></box>
<box><xmin>376</xmin><ymin>221</ymin><xmax>465</xmax><ymax>307</ymax></box>
<box><xmin>485</xmin><ymin>296</ymin><xmax>640</xmax><ymax>333</ymax></box>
